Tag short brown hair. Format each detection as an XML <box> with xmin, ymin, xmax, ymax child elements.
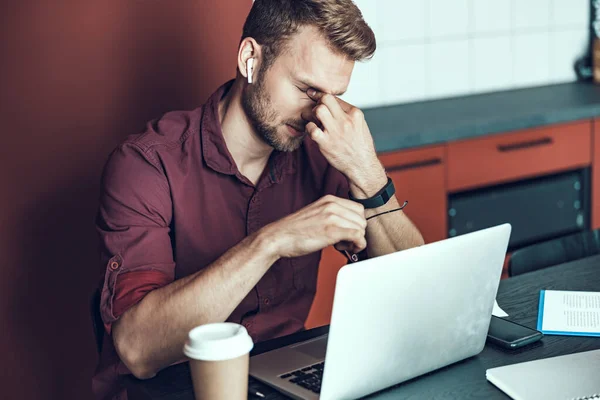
<box><xmin>241</xmin><ymin>0</ymin><xmax>376</xmax><ymax>69</ymax></box>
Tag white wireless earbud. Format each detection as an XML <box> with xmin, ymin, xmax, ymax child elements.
<box><xmin>247</xmin><ymin>58</ymin><xmax>254</xmax><ymax>84</ymax></box>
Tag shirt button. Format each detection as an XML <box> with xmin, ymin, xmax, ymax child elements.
<box><xmin>243</xmin><ymin>321</ymin><xmax>252</xmax><ymax>329</ymax></box>
<box><xmin>252</xmin><ymin>196</ymin><xmax>258</xmax><ymax>203</ymax></box>
<box><xmin>264</xmin><ymin>298</ymin><xmax>270</xmax><ymax>305</ymax></box>
<box><xmin>109</xmin><ymin>261</ymin><xmax>120</xmax><ymax>271</ymax></box>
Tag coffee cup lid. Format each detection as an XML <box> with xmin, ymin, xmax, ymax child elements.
<box><xmin>183</xmin><ymin>322</ymin><xmax>254</xmax><ymax>361</ymax></box>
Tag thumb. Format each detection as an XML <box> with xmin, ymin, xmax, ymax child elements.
<box><xmin>306</xmin><ymin>122</ymin><xmax>326</xmax><ymax>144</ymax></box>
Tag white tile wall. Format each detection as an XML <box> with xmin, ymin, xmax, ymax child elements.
<box><xmin>472</xmin><ymin>36</ymin><xmax>513</xmax><ymax>93</ymax></box>
<box><xmin>551</xmin><ymin>0</ymin><xmax>590</xmax><ymax>28</ymax></box>
<box><xmin>513</xmin><ymin>32</ymin><xmax>551</xmax><ymax>88</ymax></box>
<box><xmin>379</xmin><ymin>0</ymin><xmax>427</xmax><ymax>43</ymax></box>
<box><xmin>513</xmin><ymin>0</ymin><xmax>551</xmax><ymax>31</ymax></box>
<box><xmin>471</xmin><ymin>0</ymin><xmax>512</xmax><ymax>35</ymax></box>
<box><xmin>429</xmin><ymin>0</ymin><xmax>471</xmax><ymax>38</ymax></box>
<box><xmin>428</xmin><ymin>40</ymin><xmax>470</xmax><ymax>98</ymax></box>
<box><xmin>344</xmin><ymin>0</ymin><xmax>590</xmax><ymax>109</ymax></box>
<box><xmin>379</xmin><ymin>44</ymin><xmax>428</xmax><ymax>104</ymax></box>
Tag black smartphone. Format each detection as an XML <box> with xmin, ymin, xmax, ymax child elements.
<box><xmin>487</xmin><ymin>316</ymin><xmax>543</xmax><ymax>349</ymax></box>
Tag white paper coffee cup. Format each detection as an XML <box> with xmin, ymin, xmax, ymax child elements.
<box><xmin>183</xmin><ymin>323</ymin><xmax>254</xmax><ymax>400</ymax></box>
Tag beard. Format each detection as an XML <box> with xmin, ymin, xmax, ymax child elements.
<box><xmin>241</xmin><ymin>72</ymin><xmax>306</xmax><ymax>152</ymax></box>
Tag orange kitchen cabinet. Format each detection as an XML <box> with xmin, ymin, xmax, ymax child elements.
<box><xmin>594</xmin><ymin>119</ymin><xmax>600</xmax><ymax>230</ymax></box>
<box><xmin>447</xmin><ymin>121</ymin><xmax>592</xmax><ymax>192</ymax></box>
<box><xmin>380</xmin><ymin>145</ymin><xmax>448</xmax><ymax>244</ymax></box>
<box><xmin>305</xmin><ymin>145</ymin><xmax>448</xmax><ymax>329</ymax></box>
<box><xmin>305</xmin><ymin>246</ymin><xmax>346</xmax><ymax>329</ymax></box>
<box><xmin>502</xmin><ymin>254</ymin><xmax>511</xmax><ymax>280</ymax></box>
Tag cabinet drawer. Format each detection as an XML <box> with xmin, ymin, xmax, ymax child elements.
<box><xmin>447</xmin><ymin>121</ymin><xmax>592</xmax><ymax>192</ymax></box>
<box><xmin>379</xmin><ymin>145</ymin><xmax>445</xmax><ymax>172</ymax></box>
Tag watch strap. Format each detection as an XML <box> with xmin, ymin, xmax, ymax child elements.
<box><xmin>349</xmin><ymin>177</ymin><xmax>395</xmax><ymax>209</ymax></box>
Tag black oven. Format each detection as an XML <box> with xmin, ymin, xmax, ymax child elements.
<box><xmin>448</xmin><ymin>168</ymin><xmax>591</xmax><ymax>250</ymax></box>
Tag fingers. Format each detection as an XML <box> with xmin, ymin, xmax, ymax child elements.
<box><xmin>273</xmin><ymin>195</ymin><xmax>367</xmax><ymax>258</ymax></box>
<box><xmin>307</xmin><ymin>89</ymin><xmax>354</xmax><ymax>115</ymax></box>
<box><xmin>316</xmin><ymin>196</ymin><xmax>366</xmax><ymax>249</ymax></box>
<box><xmin>323</xmin><ymin>213</ymin><xmax>365</xmax><ymax>233</ymax></box>
<box><xmin>319</xmin><ymin>194</ymin><xmax>366</xmax><ymax>217</ymax></box>
<box><xmin>316</xmin><ymin>93</ymin><xmax>345</xmax><ymax>119</ymax></box>
<box><xmin>329</xmin><ymin>228</ymin><xmax>367</xmax><ymax>253</ymax></box>
<box><xmin>333</xmin><ymin>96</ymin><xmax>354</xmax><ymax>114</ymax></box>
<box><xmin>322</xmin><ymin>202</ymin><xmax>366</xmax><ymax>231</ymax></box>
<box><xmin>312</xmin><ymin>103</ymin><xmax>335</xmax><ymax>131</ymax></box>
<box><xmin>297</xmin><ymin>195</ymin><xmax>366</xmax><ymax>232</ymax></box>
<box><xmin>303</xmin><ymin>90</ymin><xmax>365</xmax><ymax>146</ymax></box>
<box><xmin>319</xmin><ymin>198</ymin><xmax>367</xmax><ymax>253</ymax></box>
<box><xmin>305</xmin><ymin>121</ymin><xmax>326</xmax><ymax>144</ymax></box>
<box><xmin>301</xmin><ymin>91</ymin><xmax>332</xmax><ymax>127</ymax></box>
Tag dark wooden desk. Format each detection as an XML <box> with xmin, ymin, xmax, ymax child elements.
<box><xmin>131</xmin><ymin>254</ymin><xmax>600</xmax><ymax>399</ymax></box>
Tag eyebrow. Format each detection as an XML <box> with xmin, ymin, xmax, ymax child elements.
<box><xmin>297</xmin><ymin>78</ymin><xmax>346</xmax><ymax>96</ymax></box>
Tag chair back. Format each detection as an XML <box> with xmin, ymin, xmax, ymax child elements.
<box><xmin>508</xmin><ymin>229</ymin><xmax>600</xmax><ymax>277</ymax></box>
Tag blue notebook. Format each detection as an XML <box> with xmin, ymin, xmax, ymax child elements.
<box><xmin>537</xmin><ymin>290</ymin><xmax>600</xmax><ymax>337</ymax></box>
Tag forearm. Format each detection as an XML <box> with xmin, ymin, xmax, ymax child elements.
<box><xmin>364</xmin><ymin>195</ymin><xmax>424</xmax><ymax>257</ymax></box>
<box><xmin>112</xmin><ymin>230</ymin><xmax>279</xmax><ymax>379</ymax></box>
<box><xmin>349</xmin><ymin>167</ymin><xmax>424</xmax><ymax>257</ymax></box>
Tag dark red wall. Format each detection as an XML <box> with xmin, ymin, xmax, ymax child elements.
<box><xmin>0</xmin><ymin>1</ymin><xmax>252</xmax><ymax>398</ymax></box>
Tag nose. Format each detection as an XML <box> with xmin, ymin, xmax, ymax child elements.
<box><xmin>300</xmin><ymin>102</ymin><xmax>317</xmax><ymax>125</ymax></box>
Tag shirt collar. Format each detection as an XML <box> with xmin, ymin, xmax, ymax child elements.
<box><xmin>200</xmin><ymin>80</ymin><xmax>295</xmax><ymax>183</ymax></box>
<box><xmin>200</xmin><ymin>80</ymin><xmax>237</xmax><ymax>175</ymax></box>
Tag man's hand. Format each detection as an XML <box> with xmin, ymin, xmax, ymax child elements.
<box><xmin>261</xmin><ymin>195</ymin><xmax>367</xmax><ymax>259</ymax></box>
<box><xmin>301</xmin><ymin>89</ymin><xmax>387</xmax><ymax>197</ymax></box>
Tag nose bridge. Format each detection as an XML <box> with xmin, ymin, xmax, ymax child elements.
<box><xmin>300</xmin><ymin>100</ymin><xmax>316</xmax><ymax>123</ymax></box>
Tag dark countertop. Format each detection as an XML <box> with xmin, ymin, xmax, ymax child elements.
<box><xmin>366</xmin><ymin>82</ymin><xmax>600</xmax><ymax>153</ymax></box>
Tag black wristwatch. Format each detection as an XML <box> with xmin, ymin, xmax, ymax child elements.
<box><xmin>349</xmin><ymin>177</ymin><xmax>395</xmax><ymax>209</ymax></box>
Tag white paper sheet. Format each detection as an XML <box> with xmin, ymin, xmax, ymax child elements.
<box><xmin>539</xmin><ymin>290</ymin><xmax>600</xmax><ymax>335</ymax></box>
<box><xmin>492</xmin><ymin>300</ymin><xmax>508</xmax><ymax>317</ymax></box>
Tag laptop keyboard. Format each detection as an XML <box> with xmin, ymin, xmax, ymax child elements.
<box><xmin>279</xmin><ymin>361</ymin><xmax>324</xmax><ymax>394</ymax></box>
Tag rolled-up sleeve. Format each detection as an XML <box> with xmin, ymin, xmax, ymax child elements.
<box><xmin>96</xmin><ymin>143</ymin><xmax>175</xmax><ymax>334</ymax></box>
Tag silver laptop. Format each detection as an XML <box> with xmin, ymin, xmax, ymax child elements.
<box><xmin>250</xmin><ymin>224</ymin><xmax>511</xmax><ymax>400</ymax></box>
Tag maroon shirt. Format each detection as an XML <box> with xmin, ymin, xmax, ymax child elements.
<box><xmin>93</xmin><ymin>81</ymin><xmax>349</xmax><ymax>400</ymax></box>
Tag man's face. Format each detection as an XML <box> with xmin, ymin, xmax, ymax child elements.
<box><xmin>242</xmin><ymin>26</ymin><xmax>355</xmax><ymax>152</ymax></box>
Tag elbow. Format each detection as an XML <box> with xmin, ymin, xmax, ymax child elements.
<box><xmin>113</xmin><ymin>323</ymin><xmax>157</xmax><ymax>380</ymax></box>
<box><xmin>131</xmin><ymin>366</ymin><xmax>157</xmax><ymax>381</ymax></box>
<box><xmin>123</xmin><ymin>353</ymin><xmax>157</xmax><ymax>380</ymax></box>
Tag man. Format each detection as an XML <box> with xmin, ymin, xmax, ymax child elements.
<box><xmin>93</xmin><ymin>0</ymin><xmax>424</xmax><ymax>399</ymax></box>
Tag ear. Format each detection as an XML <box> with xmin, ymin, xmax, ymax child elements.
<box><xmin>237</xmin><ymin>37</ymin><xmax>262</xmax><ymax>81</ymax></box>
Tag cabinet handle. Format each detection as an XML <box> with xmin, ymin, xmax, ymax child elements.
<box><xmin>496</xmin><ymin>137</ymin><xmax>553</xmax><ymax>152</ymax></box>
<box><xmin>387</xmin><ymin>157</ymin><xmax>442</xmax><ymax>172</ymax></box>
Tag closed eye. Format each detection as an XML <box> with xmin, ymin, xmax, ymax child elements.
<box><xmin>296</xmin><ymin>86</ymin><xmax>313</xmax><ymax>102</ymax></box>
